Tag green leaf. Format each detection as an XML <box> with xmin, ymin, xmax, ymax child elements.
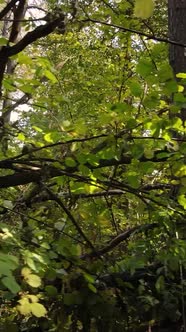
<box><xmin>1</xmin><ymin>276</ymin><xmax>21</xmax><ymax>294</ymax></box>
<box><xmin>174</xmin><ymin>93</ymin><xmax>186</xmax><ymax>103</ymax></box>
<box><xmin>127</xmin><ymin>175</ymin><xmax>140</xmax><ymax>189</ymax></box>
<box><xmin>76</xmin><ymin>153</ymin><xmax>88</xmax><ymax>164</ymax></box>
<box><xmin>18</xmin><ymin>53</ymin><xmax>33</xmax><ymax>65</ymax></box>
<box><xmin>3</xmin><ymin>78</ymin><xmax>16</xmax><ymax>91</ymax></box>
<box><xmin>65</xmin><ymin>157</ymin><xmax>77</xmax><ymax>167</ymax></box>
<box><xmin>0</xmin><ymin>37</ymin><xmax>8</xmax><ymax>45</ymax></box>
<box><xmin>83</xmin><ymin>273</ymin><xmax>95</xmax><ymax>284</ymax></box>
<box><xmin>45</xmin><ymin>285</ymin><xmax>58</xmax><ymax>296</ymax></box>
<box><xmin>3</xmin><ymin>200</ymin><xmax>13</xmax><ymax>209</ymax></box>
<box><xmin>88</xmin><ymin>283</ymin><xmax>97</xmax><ymax>293</ymax></box>
<box><xmin>136</xmin><ymin>59</ymin><xmax>154</xmax><ymax>77</ymax></box>
<box><xmin>0</xmin><ymin>253</ymin><xmax>18</xmax><ymax>268</ymax></box>
<box><xmin>180</xmin><ymin>143</ymin><xmax>186</xmax><ymax>154</ymax></box>
<box><xmin>64</xmin><ymin>292</ymin><xmax>83</xmax><ymax>305</ymax></box>
<box><xmin>134</xmin><ymin>0</ymin><xmax>154</xmax><ymax>19</ymax></box>
<box><xmin>32</xmin><ymin>125</ymin><xmax>43</xmax><ymax>133</ymax></box>
<box><xmin>43</xmin><ymin>69</ymin><xmax>57</xmax><ymax>83</ymax></box>
<box><xmin>128</xmin><ymin>79</ymin><xmax>143</xmax><ymax>97</ymax></box>
<box><xmin>19</xmin><ymin>84</ymin><xmax>34</xmax><ymax>94</ymax></box>
<box><xmin>155</xmin><ymin>275</ymin><xmax>165</xmax><ymax>292</ymax></box>
<box><xmin>0</xmin><ymin>262</ymin><xmax>14</xmax><ymax>276</ymax></box>
<box><xmin>139</xmin><ymin>161</ymin><xmax>155</xmax><ymax>174</ymax></box>
<box><xmin>44</xmin><ymin>131</ymin><xmax>61</xmax><ymax>142</ymax></box>
<box><xmin>131</xmin><ymin>144</ymin><xmax>144</xmax><ymax>158</ymax></box>
<box><xmin>163</xmin><ymin>80</ymin><xmax>178</xmax><ymax>94</ymax></box>
<box><xmin>70</xmin><ymin>182</ymin><xmax>86</xmax><ymax>194</ymax></box>
<box><xmin>158</xmin><ymin>64</ymin><xmax>174</xmax><ymax>82</ymax></box>
<box><xmin>54</xmin><ymin>221</ymin><xmax>65</xmax><ymax>231</ymax></box>
<box><xmin>126</xmin><ymin>118</ymin><xmax>137</xmax><ymax>129</ymax></box>
<box><xmin>78</xmin><ymin>164</ymin><xmax>91</xmax><ymax>176</ymax></box>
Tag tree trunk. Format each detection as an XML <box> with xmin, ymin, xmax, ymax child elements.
<box><xmin>168</xmin><ymin>3</ymin><xmax>186</xmax><ymax>330</ymax></box>
<box><xmin>168</xmin><ymin>0</ymin><xmax>186</xmax><ymax>123</ymax></box>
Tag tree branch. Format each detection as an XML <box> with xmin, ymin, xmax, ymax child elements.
<box><xmin>0</xmin><ymin>0</ymin><xmax>18</xmax><ymax>20</ymax></box>
<box><xmin>9</xmin><ymin>0</ymin><xmax>27</xmax><ymax>43</ymax></box>
<box><xmin>81</xmin><ymin>223</ymin><xmax>158</xmax><ymax>259</ymax></box>
<box><xmin>45</xmin><ymin>187</ymin><xmax>100</xmax><ymax>256</ymax></box>
<box><xmin>0</xmin><ymin>147</ymin><xmax>173</xmax><ymax>188</ymax></box>
<box><xmin>83</xmin><ymin>18</ymin><xmax>186</xmax><ymax>47</ymax></box>
<box><xmin>7</xmin><ymin>16</ymin><xmax>65</xmax><ymax>57</ymax></box>
<box><xmin>0</xmin><ymin>15</ymin><xmax>65</xmax><ymax>95</ymax></box>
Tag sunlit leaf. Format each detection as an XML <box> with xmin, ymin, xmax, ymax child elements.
<box><xmin>25</xmin><ymin>274</ymin><xmax>42</xmax><ymax>288</ymax></box>
<box><xmin>178</xmin><ymin>194</ymin><xmax>186</xmax><ymax>209</ymax></box>
<box><xmin>44</xmin><ymin>133</ymin><xmax>54</xmax><ymax>143</ymax></box>
<box><xmin>176</xmin><ymin>73</ymin><xmax>186</xmax><ymax>79</ymax></box>
<box><xmin>30</xmin><ymin>303</ymin><xmax>47</xmax><ymax>317</ymax></box>
<box><xmin>18</xmin><ymin>53</ymin><xmax>33</xmax><ymax>65</ymax></box>
<box><xmin>43</xmin><ymin>69</ymin><xmax>58</xmax><ymax>83</ymax></box>
<box><xmin>134</xmin><ymin>0</ymin><xmax>154</xmax><ymax>19</ymax></box>
<box><xmin>17</xmin><ymin>300</ymin><xmax>31</xmax><ymax>316</ymax></box>
<box><xmin>17</xmin><ymin>133</ymin><xmax>25</xmax><ymax>141</ymax></box>
<box><xmin>21</xmin><ymin>267</ymin><xmax>32</xmax><ymax>277</ymax></box>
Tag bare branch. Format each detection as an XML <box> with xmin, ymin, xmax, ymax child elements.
<box><xmin>83</xmin><ymin>18</ymin><xmax>186</xmax><ymax>48</ymax></box>
<box><xmin>0</xmin><ymin>0</ymin><xmax>18</xmax><ymax>20</ymax></box>
<box><xmin>9</xmin><ymin>0</ymin><xmax>27</xmax><ymax>43</ymax></box>
<box><xmin>81</xmin><ymin>223</ymin><xmax>158</xmax><ymax>259</ymax></box>
<box><xmin>7</xmin><ymin>16</ymin><xmax>65</xmax><ymax>57</ymax></box>
<box><xmin>45</xmin><ymin>187</ymin><xmax>100</xmax><ymax>256</ymax></box>
<box><xmin>0</xmin><ymin>16</ymin><xmax>65</xmax><ymax>95</ymax></box>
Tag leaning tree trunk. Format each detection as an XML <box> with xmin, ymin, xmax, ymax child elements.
<box><xmin>168</xmin><ymin>0</ymin><xmax>186</xmax><ymax>123</ymax></box>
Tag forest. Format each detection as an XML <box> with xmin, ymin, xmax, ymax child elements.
<box><xmin>0</xmin><ymin>0</ymin><xmax>185</xmax><ymax>331</ymax></box>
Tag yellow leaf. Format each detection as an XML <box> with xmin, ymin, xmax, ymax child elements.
<box><xmin>176</xmin><ymin>73</ymin><xmax>186</xmax><ymax>79</ymax></box>
<box><xmin>17</xmin><ymin>297</ymin><xmax>31</xmax><ymax>315</ymax></box>
<box><xmin>178</xmin><ymin>85</ymin><xmax>184</xmax><ymax>92</ymax></box>
<box><xmin>17</xmin><ymin>303</ymin><xmax>31</xmax><ymax>315</ymax></box>
<box><xmin>25</xmin><ymin>274</ymin><xmax>42</xmax><ymax>288</ymax></box>
<box><xmin>178</xmin><ymin>194</ymin><xmax>186</xmax><ymax>209</ymax></box>
<box><xmin>27</xmin><ymin>294</ymin><xmax>39</xmax><ymax>303</ymax></box>
<box><xmin>134</xmin><ymin>0</ymin><xmax>154</xmax><ymax>19</ymax></box>
<box><xmin>17</xmin><ymin>133</ymin><xmax>25</xmax><ymax>141</ymax></box>
<box><xmin>30</xmin><ymin>302</ymin><xmax>47</xmax><ymax>317</ymax></box>
<box><xmin>44</xmin><ymin>132</ymin><xmax>54</xmax><ymax>143</ymax></box>
<box><xmin>21</xmin><ymin>267</ymin><xmax>31</xmax><ymax>277</ymax></box>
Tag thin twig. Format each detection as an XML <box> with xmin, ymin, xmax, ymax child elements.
<box><xmin>45</xmin><ymin>186</ymin><xmax>100</xmax><ymax>256</ymax></box>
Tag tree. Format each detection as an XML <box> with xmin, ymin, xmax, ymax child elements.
<box><xmin>0</xmin><ymin>1</ymin><xmax>185</xmax><ymax>331</ymax></box>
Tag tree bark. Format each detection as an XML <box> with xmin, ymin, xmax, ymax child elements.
<box><xmin>168</xmin><ymin>0</ymin><xmax>186</xmax><ymax>122</ymax></box>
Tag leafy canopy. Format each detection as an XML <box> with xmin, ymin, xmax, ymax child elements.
<box><xmin>0</xmin><ymin>0</ymin><xmax>185</xmax><ymax>331</ymax></box>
